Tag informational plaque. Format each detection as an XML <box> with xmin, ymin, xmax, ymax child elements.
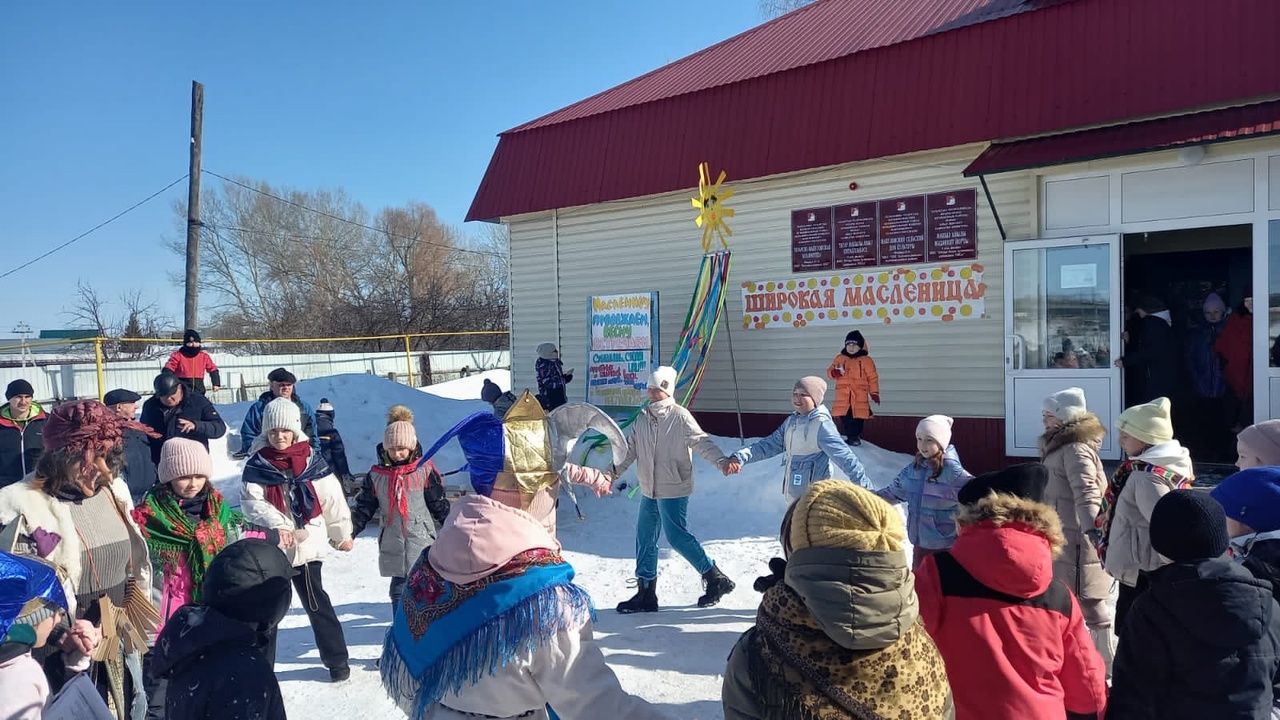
<box><xmin>832</xmin><ymin>202</ymin><xmax>878</xmax><ymax>269</ymax></box>
<box><xmin>791</xmin><ymin>207</ymin><xmax>834</xmax><ymax>272</ymax></box>
<box><xmin>926</xmin><ymin>189</ymin><xmax>978</xmax><ymax>262</ymax></box>
<box><xmin>877</xmin><ymin>196</ymin><xmax>927</xmax><ymax>265</ymax></box>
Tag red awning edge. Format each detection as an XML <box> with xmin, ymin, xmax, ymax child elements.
<box><xmin>963</xmin><ymin>100</ymin><xmax>1280</xmax><ymax>177</ymax></box>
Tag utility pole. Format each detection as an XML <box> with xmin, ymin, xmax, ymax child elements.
<box><xmin>183</xmin><ymin>80</ymin><xmax>204</xmax><ymax>332</ymax></box>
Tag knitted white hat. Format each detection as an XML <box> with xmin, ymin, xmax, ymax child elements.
<box><xmin>249</xmin><ymin>397</ymin><xmax>308</xmax><ymax>454</ymax></box>
<box><xmin>1043</xmin><ymin>387</ymin><xmax>1088</xmax><ymax>423</ymax></box>
<box><xmin>648</xmin><ymin>366</ymin><xmax>678</xmax><ymax>397</ymax></box>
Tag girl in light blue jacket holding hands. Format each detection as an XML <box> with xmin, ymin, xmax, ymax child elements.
<box><xmin>876</xmin><ymin>414</ymin><xmax>971</xmax><ymax>567</ymax></box>
<box><xmin>725</xmin><ymin>376</ymin><xmax>871</xmax><ymax>499</ymax></box>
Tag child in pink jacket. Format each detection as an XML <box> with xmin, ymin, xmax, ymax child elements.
<box><xmin>132</xmin><ymin>438</ymin><xmax>280</xmax><ymax>717</ymax></box>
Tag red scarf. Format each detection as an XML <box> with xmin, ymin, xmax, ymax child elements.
<box><xmin>259</xmin><ymin>441</ymin><xmax>312</xmax><ymax>476</ymax></box>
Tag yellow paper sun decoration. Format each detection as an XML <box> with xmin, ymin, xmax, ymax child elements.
<box><xmin>691</xmin><ymin>162</ymin><xmax>734</xmax><ymax>252</ymax></box>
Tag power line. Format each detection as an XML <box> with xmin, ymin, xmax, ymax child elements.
<box><xmin>0</xmin><ymin>175</ymin><xmax>189</xmax><ymax>279</ymax></box>
<box><xmin>206</xmin><ymin>223</ymin><xmax>503</xmax><ymax>261</ymax></box>
<box><xmin>202</xmin><ymin>169</ymin><xmax>507</xmax><ymax>259</ymax></box>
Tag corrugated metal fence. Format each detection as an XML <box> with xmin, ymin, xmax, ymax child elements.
<box><xmin>0</xmin><ymin>349</ymin><xmax>509</xmax><ymax>404</ymax></box>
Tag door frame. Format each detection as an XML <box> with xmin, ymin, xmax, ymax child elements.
<box><xmin>1004</xmin><ymin>234</ymin><xmax>1123</xmax><ymax>459</ymax></box>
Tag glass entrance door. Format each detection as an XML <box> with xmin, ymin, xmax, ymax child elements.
<box><xmin>1005</xmin><ymin>235</ymin><xmax>1122</xmax><ymax>459</ymax></box>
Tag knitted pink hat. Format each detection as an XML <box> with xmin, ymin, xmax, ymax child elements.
<box><xmin>384</xmin><ymin>421</ymin><xmax>417</xmax><ymax>450</ymax></box>
<box><xmin>158</xmin><ymin>438</ymin><xmax>213</xmax><ymax>484</ymax></box>
<box><xmin>916</xmin><ymin>415</ymin><xmax>954</xmax><ymax>449</ymax></box>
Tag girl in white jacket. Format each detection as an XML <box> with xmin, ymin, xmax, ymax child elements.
<box><xmin>1094</xmin><ymin>397</ymin><xmax>1194</xmax><ymax>627</ymax></box>
<box><xmin>241</xmin><ymin>398</ymin><xmax>353</xmax><ymax>681</ymax></box>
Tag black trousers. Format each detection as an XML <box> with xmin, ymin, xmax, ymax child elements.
<box><xmin>841</xmin><ymin>414</ymin><xmax>865</xmax><ymax>441</ymax></box>
<box><xmin>265</xmin><ymin>561</ymin><xmax>349</xmax><ymax>670</ymax></box>
<box><xmin>1115</xmin><ymin>574</ymin><xmax>1150</xmax><ymax>634</ymax></box>
<box><xmin>143</xmin><ymin>652</ymin><xmax>167</xmax><ymax>720</ymax></box>
<box><xmin>389</xmin><ymin>576</ymin><xmax>407</xmax><ymax>607</ymax></box>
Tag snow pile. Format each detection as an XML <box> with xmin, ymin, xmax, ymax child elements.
<box><xmin>205</xmin><ymin>372</ymin><xmax>912</xmax><ymax>719</ymax></box>
<box><xmin>418</xmin><ymin>368</ymin><xmax>511</xmax><ymax>400</ymax></box>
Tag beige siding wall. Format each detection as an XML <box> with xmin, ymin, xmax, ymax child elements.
<box><xmin>508</xmin><ymin>214</ymin><xmax>557</xmax><ymax>393</ymax></box>
<box><xmin>505</xmin><ymin>143</ymin><xmax>1032</xmax><ymax>419</ymax></box>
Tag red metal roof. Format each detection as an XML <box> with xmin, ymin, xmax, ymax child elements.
<box><xmin>468</xmin><ymin>0</ymin><xmax>1280</xmax><ymax>222</ymax></box>
<box><xmin>512</xmin><ymin>0</ymin><xmax>1034</xmax><ymax>133</ymax></box>
<box><xmin>964</xmin><ymin>100</ymin><xmax>1280</xmax><ymax>176</ymax></box>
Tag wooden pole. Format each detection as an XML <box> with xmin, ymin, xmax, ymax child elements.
<box><xmin>184</xmin><ymin>81</ymin><xmax>204</xmax><ymax>331</ymax></box>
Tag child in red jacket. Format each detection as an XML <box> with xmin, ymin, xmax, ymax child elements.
<box><xmin>916</xmin><ymin>464</ymin><xmax>1107</xmax><ymax>720</ymax></box>
<box><xmin>164</xmin><ymin>329</ymin><xmax>221</xmax><ymax>396</ymax></box>
<box><xmin>826</xmin><ymin>330</ymin><xmax>879</xmax><ymax>445</ymax></box>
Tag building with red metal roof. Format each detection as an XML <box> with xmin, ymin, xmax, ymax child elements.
<box><xmin>476</xmin><ymin>0</ymin><xmax>1280</xmax><ymax>471</ymax></box>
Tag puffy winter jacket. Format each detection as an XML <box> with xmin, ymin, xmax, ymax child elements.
<box><xmin>240</xmin><ymin>449</ymin><xmax>352</xmax><ymax>568</ymax></box>
<box><xmin>1103</xmin><ymin>441</ymin><xmax>1193</xmax><ymax>587</ymax></box>
<box><xmin>1237</xmin><ymin>534</ymin><xmax>1280</xmax><ymax>605</ymax></box>
<box><xmin>350</xmin><ymin>445</ymin><xmax>450</xmax><ymax>578</ymax></box>
<box><xmin>0</xmin><ymin>402</ymin><xmax>46</xmax><ymax>488</ymax></box>
<box><xmin>150</xmin><ymin>540</ymin><xmax>291</xmax><ymax>720</ymax></box>
<box><xmin>238</xmin><ymin>391</ymin><xmax>320</xmax><ymax>454</ymax></box>
<box><xmin>877</xmin><ymin>445</ymin><xmax>970</xmax><ymax>550</ymax></box>
<box><xmin>615</xmin><ymin>397</ymin><xmax>726</xmax><ymax>499</ymax></box>
<box><xmin>917</xmin><ymin>493</ymin><xmax>1108</xmax><ymax>720</ymax></box>
<box><xmin>827</xmin><ymin>351</ymin><xmax>879</xmax><ymax>420</ymax></box>
<box><xmin>535</xmin><ymin>357</ymin><xmax>573</xmax><ymax>411</ymax></box>
<box><xmin>139</xmin><ymin>391</ymin><xmax>227</xmax><ymax>464</ymax></box>
<box><xmin>733</xmin><ymin>405</ymin><xmax>870</xmax><ymax>500</ymax></box>
<box><xmin>1041</xmin><ymin>414</ymin><xmax>1113</xmax><ymax>627</ymax></box>
<box><xmin>1108</xmin><ymin>557</ymin><xmax>1280</xmax><ymax>720</ymax></box>
<box><xmin>164</xmin><ymin>348</ymin><xmax>221</xmax><ymax>387</ymax></box>
<box><xmin>314</xmin><ymin>406</ymin><xmax>353</xmax><ymax>481</ymax></box>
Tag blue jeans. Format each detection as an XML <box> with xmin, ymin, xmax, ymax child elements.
<box><xmin>635</xmin><ymin>496</ymin><xmax>714</xmax><ymax>581</ymax></box>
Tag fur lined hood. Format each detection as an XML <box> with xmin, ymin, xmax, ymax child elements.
<box><xmin>952</xmin><ymin>493</ymin><xmax>1065</xmax><ymax>601</ymax></box>
<box><xmin>1039</xmin><ymin>414</ymin><xmax>1105</xmax><ymax>458</ymax></box>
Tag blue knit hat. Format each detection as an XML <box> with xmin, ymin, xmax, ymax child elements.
<box><xmin>1211</xmin><ymin>467</ymin><xmax>1280</xmax><ymax>533</ymax></box>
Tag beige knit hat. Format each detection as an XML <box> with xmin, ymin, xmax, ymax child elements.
<box><xmin>1116</xmin><ymin>397</ymin><xmax>1174</xmax><ymax>446</ymax></box>
<box><xmin>1238</xmin><ymin>421</ymin><xmax>1280</xmax><ymax>467</ymax></box>
<box><xmin>158</xmin><ymin>437</ymin><xmax>213</xmax><ymax>484</ymax></box>
<box><xmin>789</xmin><ymin>480</ymin><xmax>904</xmax><ymax>553</ymax></box>
<box><xmin>794</xmin><ymin>376</ymin><xmax>828</xmax><ymax>404</ymax></box>
<box><xmin>384</xmin><ymin>421</ymin><xmax>417</xmax><ymax>450</ymax></box>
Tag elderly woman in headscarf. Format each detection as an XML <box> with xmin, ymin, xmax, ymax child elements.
<box><xmin>0</xmin><ymin>400</ymin><xmax>158</xmax><ymax>720</ymax></box>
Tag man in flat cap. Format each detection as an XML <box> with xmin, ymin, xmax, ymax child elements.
<box><xmin>237</xmin><ymin>368</ymin><xmax>319</xmax><ymax>456</ymax></box>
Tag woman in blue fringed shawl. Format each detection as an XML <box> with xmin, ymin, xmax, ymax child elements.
<box><xmin>380</xmin><ymin>491</ymin><xmax>671</xmax><ymax>720</ymax></box>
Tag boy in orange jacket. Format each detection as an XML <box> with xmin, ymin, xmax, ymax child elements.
<box><xmin>827</xmin><ymin>330</ymin><xmax>880</xmax><ymax>445</ymax></box>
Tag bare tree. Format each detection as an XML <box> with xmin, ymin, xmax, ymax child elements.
<box><xmin>760</xmin><ymin>0</ymin><xmax>814</xmax><ymax>19</ymax></box>
<box><xmin>169</xmin><ymin>177</ymin><xmax>510</xmax><ymax>353</ymax></box>
<box><xmin>64</xmin><ymin>280</ymin><xmax>110</xmax><ymax>335</ymax></box>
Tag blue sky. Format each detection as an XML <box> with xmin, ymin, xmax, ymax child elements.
<box><xmin>0</xmin><ymin>1</ymin><xmax>763</xmax><ymax>334</ymax></box>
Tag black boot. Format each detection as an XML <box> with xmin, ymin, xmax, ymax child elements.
<box><xmin>616</xmin><ymin>579</ymin><xmax>658</xmax><ymax>614</ymax></box>
<box><xmin>698</xmin><ymin>566</ymin><xmax>736</xmax><ymax>608</ymax></box>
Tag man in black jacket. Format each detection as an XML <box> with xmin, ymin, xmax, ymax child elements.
<box><xmin>0</xmin><ymin>379</ymin><xmax>47</xmax><ymax>487</ymax></box>
<box><xmin>1109</xmin><ymin>490</ymin><xmax>1280</xmax><ymax>719</ymax></box>
<box><xmin>140</xmin><ymin>371</ymin><xmax>227</xmax><ymax>465</ymax></box>
<box><xmin>105</xmin><ymin>387</ymin><xmax>158</xmax><ymax>501</ymax></box>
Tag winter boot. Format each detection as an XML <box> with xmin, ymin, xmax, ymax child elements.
<box><xmin>698</xmin><ymin>566</ymin><xmax>736</xmax><ymax>608</ymax></box>
<box><xmin>329</xmin><ymin>664</ymin><xmax>351</xmax><ymax>682</ymax></box>
<box><xmin>616</xmin><ymin>579</ymin><xmax>658</xmax><ymax>614</ymax></box>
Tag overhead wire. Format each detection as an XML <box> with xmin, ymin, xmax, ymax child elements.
<box><xmin>201</xmin><ymin>169</ymin><xmax>507</xmax><ymax>259</ymax></box>
<box><xmin>0</xmin><ymin>175</ymin><xmax>189</xmax><ymax>279</ymax></box>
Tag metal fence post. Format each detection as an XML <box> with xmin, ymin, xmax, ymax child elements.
<box><xmin>94</xmin><ymin>337</ymin><xmax>106</xmax><ymax>402</ymax></box>
<box><xmin>403</xmin><ymin>335</ymin><xmax>415</xmax><ymax>387</ymax></box>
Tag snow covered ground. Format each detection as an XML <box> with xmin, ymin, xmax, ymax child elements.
<box><xmin>206</xmin><ymin>372</ymin><xmax>911</xmax><ymax>720</ymax></box>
